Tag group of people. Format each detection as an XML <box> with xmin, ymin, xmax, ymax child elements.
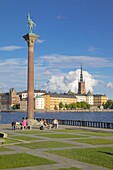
<box><xmin>11</xmin><ymin>117</ymin><xmax>59</xmax><ymax>130</ymax></box>
<box><xmin>40</xmin><ymin>118</ymin><xmax>59</xmax><ymax>130</ymax></box>
<box><xmin>11</xmin><ymin>117</ymin><xmax>28</xmax><ymax>130</ymax></box>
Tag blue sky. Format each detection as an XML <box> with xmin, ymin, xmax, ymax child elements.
<box><xmin>0</xmin><ymin>0</ymin><xmax>113</xmax><ymax>99</ymax></box>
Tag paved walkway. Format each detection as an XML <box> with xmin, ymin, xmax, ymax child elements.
<box><xmin>0</xmin><ymin>124</ymin><xmax>113</xmax><ymax>170</ymax></box>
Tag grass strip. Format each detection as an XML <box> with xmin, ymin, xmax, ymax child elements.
<box><xmin>48</xmin><ymin>147</ymin><xmax>113</xmax><ymax>169</ymax></box>
<box><xmin>16</xmin><ymin>130</ymin><xmax>50</xmax><ymax>134</ymax></box>
<box><xmin>36</xmin><ymin>133</ymin><xmax>86</xmax><ymax>138</ymax></box>
<box><xmin>0</xmin><ymin>147</ymin><xmax>11</xmax><ymax>152</ymax></box>
<box><xmin>16</xmin><ymin>141</ymin><xmax>75</xmax><ymax>149</ymax></box>
<box><xmin>74</xmin><ymin>138</ymin><xmax>113</xmax><ymax>145</ymax></box>
<box><xmin>4</xmin><ymin>138</ymin><xmax>21</xmax><ymax>144</ymax></box>
<box><xmin>0</xmin><ymin>153</ymin><xmax>55</xmax><ymax>169</ymax></box>
<box><xmin>10</xmin><ymin>135</ymin><xmax>40</xmax><ymax>141</ymax></box>
<box><xmin>76</xmin><ymin>131</ymin><xmax>113</xmax><ymax>136</ymax></box>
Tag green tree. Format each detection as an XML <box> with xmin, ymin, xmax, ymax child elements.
<box><xmin>68</xmin><ymin>90</ymin><xmax>75</xmax><ymax>96</ymax></box>
<box><xmin>59</xmin><ymin>102</ymin><xmax>64</xmax><ymax>110</ymax></box>
<box><xmin>65</xmin><ymin>103</ymin><xmax>69</xmax><ymax>109</ymax></box>
<box><xmin>12</xmin><ymin>104</ymin><xmax>20</xmax><ymax>110</ymax></box>
<box><xmin>76</xmin><ymin>102</ymin><xmax>81</xmax><ymax>108</ymax></box>
<box><xmin>103</xmin><ymin>100</ymin><xmax>113</xmax><ymax>109</ymax></box>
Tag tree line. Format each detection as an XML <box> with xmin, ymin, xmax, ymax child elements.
<box><xmin>59</xmin><ymin>101</ymin><xmax>91</xmax><ymax>110</ymax></box>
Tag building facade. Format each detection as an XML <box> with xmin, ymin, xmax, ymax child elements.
<box><xmin>20</xmin><ymin>99</ymin><xmax>27</xmax><ymax>110</ymax></box>
<box><xmin>93</xmin><ymin>94</ymin><xmax>108</xmax><ymax>107</ymax></box>
<box><xmin>1</xmin><ymin>93</ymin><xmax>10</xmax><ymax>110</ymax></box>
<box><xmin>18</xmin><ymin>90</ymin><xmax>45</xmax><ymax>99</ymax></box>
<box><xmin>9</xmin><ymin>88</ymin><xmax>20</xmax><ymax>107</ymax></box>
<box><xmin>75</xmin><ymin>94</ymin><xmax>86</xmax><ymax>102</ymax></box>
<box><xmin>86</xmin><ymin>90</ymin><xmax>94</xmax><ymax>105</ymax></box>
<box><xmin>35</xmin><ymin>95</ymin><xmax>45</xmax><ymax>110</ymax></box>
<box><xmin>44</xmin><ymin>93</ymin><xmax>77</xmax><ymax>110</ymax></box>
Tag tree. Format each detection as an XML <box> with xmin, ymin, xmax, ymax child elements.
<box><xmin>68</xmin><ymin>90</ymin><xmax>75</xmax><ymax>96</ymax></box>
<box><xmin>59</xmin><ymin>102</ymin><xmax>64</xmax><ymax>110</ymax></box>
<box><xmin>65</xmin><ymin>103</ymin><xmax>68</xmax><ymax>109</ymax></box>
<box><xmin>12</xmin><ymin>104</ymin><xmax>20</xmax><ymax>110</ymax></box>
<box><xmin>103</xmin><ymin>100</ymin><xmax>113</xmax><ymax>109</ymax></box>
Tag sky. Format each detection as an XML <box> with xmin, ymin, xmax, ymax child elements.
<box><xmin>0</xmin><ymin>0</ymin><xmax>113</xmax><ymax>99</ymax></box>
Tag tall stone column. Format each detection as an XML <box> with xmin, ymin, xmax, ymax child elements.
<box><xmin>23</xmin><ymin>33</ymin><xmax>38</xmax><ymax>119</ymax></box>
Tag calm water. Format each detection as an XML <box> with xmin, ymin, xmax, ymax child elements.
<box><xmin>0</xmin><ymin>111</ymin><xmax>113</xmax><ymax>124</ymax></box>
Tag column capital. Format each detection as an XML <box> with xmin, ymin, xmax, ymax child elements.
<box><xmin>23</xmin><ymin>33</ymin><xmax>39</xmax><ymax>46</ymax></box>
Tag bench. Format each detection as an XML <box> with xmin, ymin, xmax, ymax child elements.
<box><xmin>0</xmin><ymin>132</ymin><xmax>7</xmax><ymax>138</ymax></box>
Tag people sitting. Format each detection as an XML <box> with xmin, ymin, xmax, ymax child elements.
<box><xmin>16</xmin><ymin>121</ymin><xmax>21</xmax><ymax>129</ymax></box>
<box><xmin>40</xmin><ymin>119</ymin><xmax>44</xmax><ymax>130</ymax></box>
<box><xmin>21</xmin><ymin>117</ymin><xmax>27</xmax><ymax>130</ymax></box>
<box><xmin>11</xmin><ymin>121</ymin><xmax>16</xmax><ymax>130</ymax></box>
<box><xmin>43</xmin><ymin>119</ymin><xmax>48</xmax><ymax>127</ymax></box>
<box><xmin>40</xmin><ymin>119</ymin><xmax>50</xmax><ymax>130</ymax></box>
<box><xmin>52</xmin><ymin>119</ymin><xmax>59</xmax><ymax>129</ymax></box>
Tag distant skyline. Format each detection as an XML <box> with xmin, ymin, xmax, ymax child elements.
<box><xmin>0</xmin><ymin>0</ymin><xmax>113</xmax><ymax>99</ymax></box>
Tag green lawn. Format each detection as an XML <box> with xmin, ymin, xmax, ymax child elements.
<box><xmin>48</xmin><ymin>147</ymin><xmax>113</xmax><ymax>169</ymax></box>
<box><xmin>0</xmin><ymin>147</ymin><xmax>11</xmax><ymax>152</ymax></box>
<box><xmin>36</xmin><ymin>133</ymin><xmax>87</xmax><ymax>138</ymax></box>
<box><xmin>16</xmin><ymin>141</ymin><xmax>75</xmax><ymax>149</ymax></box>
<box><xmin>16</xmin><ymin>129</ymin><xmax>113</xmax><ymax>137</ymax></box>
<box><xmin>4</xmin><ymin>138</ymin><xmax>21</xmax><ymax>144</ymax></box>
<box><xmin>57</xmin><ymin>129</ymin><xmax>113</xmax><ymax>137</ymax></box>
<box><xmin>16</xmin><ymin>130</ymin><xmax>50</xmax><ymax>134</ymax></box>
<box><xmin>0</xmin><ymin>153</ymin><xmax>56</xmax><ymax>169</ymax></box>
<box><xmin>10</xmin><ymin>135</ymin><xmax>40</xmax><ymax>141</ymax></box>
<box><xmin>74</xmin><ymin>138</ymin><xmax>113</xmax><ymax>145</ymax></box>
<box><xmin>77</xmin><ymin>131</ymin><xmax>113</xmax><ymax>136</ymax></box>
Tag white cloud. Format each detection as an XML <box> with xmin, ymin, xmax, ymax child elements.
<box><xmin>44</xmin><ymin>69</ymin><xmax>99</xmax><ymax>93</ymax></box>
<box><xmin>36</xmin><ymin>39</ymin><xmax>46</xmax><ymax>44</ymax></box>
<box><xmin>0</xmin><ymin>45</ymin><xmax>24</xmax><ymax>51</ymax></box>
<box><xmin>107</xmin><ymin>82</ymin><xmax>113</xmax><ymax>88</ymax></box>
<box><xmin>0</xmin><ymin>58</ymin><xmax>27</xmax><ymax>92</ymax></box>
<box><xmin>39</xmin><ymin>54</ymin><xmax>113</xmax><ymax>68</ymax></box>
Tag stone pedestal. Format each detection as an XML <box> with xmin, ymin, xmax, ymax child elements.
<box><xmin>23</xmin><ymin>33</ymin><xmax>38</xmax><ymax>119</ymax></box>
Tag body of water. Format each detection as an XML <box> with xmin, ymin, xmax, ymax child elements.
<box><xmin>0</xmin><ymin>111</ymin><xmax>113</xmax><ymax>124</ymax></box>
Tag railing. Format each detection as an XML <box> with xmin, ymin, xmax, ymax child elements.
<box><xmin>36</xmin><ymin>118</ymin><xmax>113</xmax><ymax>129</ymax></box>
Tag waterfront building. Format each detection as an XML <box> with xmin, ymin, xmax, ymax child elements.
<box><xmin>20</xmin><ymin>99</ymin><xmax>27</xmax><ymax>110</ymax></box>
<box><xmin>78</xmin><ymin>65</ymin><xmax>86</xmax><ymax>94</ymax></box>
<box><xmin>35</xmin><ymin>95</ymin><xmax>45</xmax><ymax>110</ymax></box>
<box><xmin>1</xmin><ymin>93</ymin><xmax>10</xmax><ymax>110</ymax></box>
<box><xmin>9</xmin><ymin>88</ymin><xmax>20</xmax><ymax>108</ymax></box>
<box><xmin>93</xmin><ymin>94</ymin><xmax>108</xmax><ymax>107</ymax></box>
<box><xmin>1</xmin><ymin>89</ymin><xmax>20</xmax><ymax>110</ymax></box>
<box><xmin>75</xmin><ymin>94</ymin><xmax>86</xmax><ymax>102</ymax></box>
<box><xmin>44</xmin><ymin>93</ymin><xmax>77</xmax><ymax>110</ymax></box>
<box><xmin>18</xmin><ymin>90</ymin><xmax>46</xmax><ymax>99</ymax></box>
<box><xmin>86</xmin><ymin>90</ymin><xmax>94</xmax><ymax>105</ymax></box>
<box><xmin>75</xmin><ymin>91</ymin><xmax>94</xmax><ymax>105</ymax></box>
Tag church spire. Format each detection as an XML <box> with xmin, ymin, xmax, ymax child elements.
<box><xmin>80</xmin><ymin>64</ymin><xmax>83</xmax><ymax>82</ymax></box>
<box><xmin>78</xmin><ymin>64</ymin><xmax>86</xmax><ymax>94</ymax></box>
